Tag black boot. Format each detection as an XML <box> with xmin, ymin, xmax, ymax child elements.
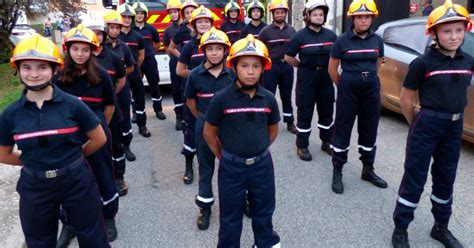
<box><xmin>197</xmin><ymin>207</ymin><xmax>211</xmax><ymax>230</ymax></box>
<box><xmin>361</xmin><ymin>164</ymin><xmax>388</xmax><ymax>188</ymax></box>
<box><xmin>392</xmin><ymin>228</ymin><xmax>410</xmax><ymax>248</ymax></box>
<box><xmin>156</xmin><ymin>111</ymin><xmax>166</xmax><ymax>120</ymax></box>
<box><xmin>183</xmin><ymin>155</ymin><xmax>194</xmax><ymax>185</ymax></box>
<box><xmin>175</xmin><ymin>114</ymin><xmax>183</xmax><ymax>131</ymax></box>
<box><xmin>56</xmin><ymin>225</ymin><xmax>76</xmax><ymax>248</ymax></box>
<box><xmin>297</xmin><ymin>147</ymin><xmax>312</xmax><ymax>161</ymax></box>
<box><xmin>105</xmin><ymin>218</ymin><xmax>118</xmax><ymax>242</ymax></box>
<box><xmin>124</xmin><ymin>146</ymin><xmax>136</xmax><ymax>161</ymax></box>
<box><xmin>430</xmin><ymin>222</ymin><xmax>464</xmax><ymax>248</ymax></box>
<box><xmin>287</xmin><ymin>122</ymin><xmax>297</xmax><ymax>134</ymax></box>
<box><xmin>138</xmin><ymin>126</ymin><xmax>151</xmax><ymax>138</ymax></box>
<box><xmin>321</xmin><ymin>141</ymin><xmax>332</xmax><ymax>156</ymax></box>
<box><xmin>332</xmin><ymin>169</ymin><xmax>343</xmax><ymax>194</ymax></box>
<box><xmin>115</xmin><ymin>178</ymin><xmax>128</xmax><ymax>196</ymax></box>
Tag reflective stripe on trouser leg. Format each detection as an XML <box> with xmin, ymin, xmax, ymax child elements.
<box><xmin>170</xmin><ymin>56</ymin><xmax>183</xmax><ymax>116</ymax></box>
<box><xmin>141</xmin><ymin>56</ymin><xmax>162</xmax><ymax>112</ymax></box>
<box><xmin>195</xmin><ymin>117</ymin><xmax>215</xmax><ymax>208</ymax></box>
<box><xmin>331</xmin><ymin>73</ymin><xmax>358</xmax><ymax>168</ymax></box>
<box><xmin>118</xmin><ymin>80</ymin><xmax>133</xmax><ymax>147</ymax></box>
<box><xmin>18</xmin><ymin>163</ymin><xmax>109</xmax><ymax>248</ymax></box>
<box><xmin>181</xmin><ymin>104</ymin><xmax>197</xmax><ymax>156</ymax></box>
<box><xmin>356</xmin><ymin>74</ymin><xmax>380</xmax><ymax>166</ymax></box>
<box><xmin>393</xmin><ymin>112</ymin><xmax>437</xmax><ymax>229</ymax></box>
<box><xmin>262</xmin><ymin>62</ymin><xmax>294</xmax><ymax>123</ymax></box>
<box><xmin>128</xmin><ymin>65</ymin><xmax>147</xmax><ymax>127</ymax></box>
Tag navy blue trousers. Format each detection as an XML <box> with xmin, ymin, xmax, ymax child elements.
<box><xmin>295</xmin><ymin>67</ymin><xmax>334</xmax><ymax>148</ymax></box>
<box><xmin>117</xmin><ymin>80</ymin><xmax>133</xmax><ymax>148</ymax></box>
<box><xmin>331</xmin><ymin>71</ymin><xmax>380</xmax><ymax>169</ymax></box>
<box><xmin>17</xmin><ymin>162</ymin><xmax>109</xmax><ymax>248</ymax></box>
<box><xmin>263</xmin><ymin>61</ymin><xmax>294</xmax><ymax>123</ymax></box>
<box><xmin>393</xmin><ymin>110</ymin><xmax>463</xmax><ymax>229</ymax></box>
<box><xmin>195</xmin><ymin>116</ymin><xmax>215</xmax><ymax>208</ymax></box>
<box><xmin>217</xmin><ymin>152</ymin><xmax>280</xmax><ymax>248</ymax></box>
<box><xmin>170</xmin><ymin>56</ymin><xmax>183</xmax><ymax>117</ymax></box>
<box><xmin>129</xmin><ymin>65</ymin><xmax>147</xmax><ymax>127</ymax></box>
<box><xmin>109</xmin><ymin>110</ymin><xmax>126</xmax><ymax>179</ymax></box>
<box><xmin>140</xmin><ymin>55</ymin><xmax>162</xmax><ymax>113</ymax></box>
<box><xmin>181</xmin><ymin>77</ymin><xmax>196</xmax><ymax>156</ymax></box>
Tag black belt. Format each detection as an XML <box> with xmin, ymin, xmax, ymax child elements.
<box><xmin>22</xmin><ymin>156</ymin><xmax>84</xmax><ymax>179</ymax></box>
<box><xmin>344</xmin><ymin>71</ymin><xmax>376</xmax><ymax>77</ymax></box>
<box><xmin>422</xmin><ymin>108</ymin><xmax>462</xmax><ymax>121</ymax></box>
<box><xmin>301</xmin><ymin>65</ymin><xmax>327</xmax><ymax>70</ymax></box>
<box><xmin>222</xmin><ymin>149</ymin><xmax>269</xmax><ymax>166</ymax></box>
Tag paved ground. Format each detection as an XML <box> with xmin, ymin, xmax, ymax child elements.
<box><xmin>1</xmin><ymin>86</ymin><xmax>474</xmax><ymax>248</ymax></box>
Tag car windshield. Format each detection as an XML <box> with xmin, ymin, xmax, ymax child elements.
<box><xmin>125</xmin><ymin>0</ymin><xmax>227</xmax><ymax>7</ymax></box>
<box><xmin>462</xmin><ymin>31</ymin><xmax>474</xmax><ymax>57</ymax></box>
<box><xmin>383</xmin><ymin>23</ymin><xmax>429</xmax><ymax>55</ymax></box>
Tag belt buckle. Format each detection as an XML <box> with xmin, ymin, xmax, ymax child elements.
<box><xmin>245</xmin><ymin>157</ymin><xmax>256</xmax><ymax>166</ymax></box>
<box><xmin>452</xmin><ymin>113</ymin><xmax>461</xmax><ymax>121</ymax></box>
<box><xmin>361</xmin><ymin>71</ymin><xmax>370</xmax><ymax>77</ymax></box>
<box><xmin>315</xmin><ymin>66</ymin><xmax>323</xmax><ymax>70</ymax></box>
<box><xmin>45</xmin><ymin>170</ymin><xmax>58</xmax><ymax>178</ymax></box>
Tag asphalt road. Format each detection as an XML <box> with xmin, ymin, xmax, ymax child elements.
<box><xmin>1</xmin><ymin>86</ymin><xmax>473</xmax><ymax>248</ymax></box>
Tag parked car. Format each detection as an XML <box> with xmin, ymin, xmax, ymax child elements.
<box><xmin>376</xmin><ymin>16</ymin><xmax>474</xmax><ymax>143</ymax></box>
<box><xmin>9</xmin><ymin>24</ymin><xmax>37</xmax><ymax>46</ymax></box>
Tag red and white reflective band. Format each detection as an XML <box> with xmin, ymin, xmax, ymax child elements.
<box><xmin>126</xmin><ymin>42</ymin><xmax>139</xmax><ymax>46</ymax></box>
<box><xmin>191</xmin><ymin>53</ymin><xmax>204</xmax><ymax>58</ymax></box>
<box><xmin>196</xmin><ymin>92</ymin><xmax>215</xmax><ymax>98</ymax></box>
<box><xmin>143</xmin><ymin>35</ymin><xmax>152</xmax><ymax>39</ymax></box>
<box><xmin>224</xmin><ymin>107</ymin><xmax>272</xmax><ymax>114</ymax></box>
<box><xmin>226</xmin><ymin>30</ymin><xmax>241</xmax><ymax>34</ymax></box>
<box><xmin>106</xmin><ymin>70</ymin><xmax>116</xmax><ymax>75</ymax></box>
<box><xmin>425</xmin><ymin>70</ymin><xmax>472</xmax><ymax>78</ymax></box>
<box><xmin>345</xmin><ymin>49</ymin><xmax>379</xmax><ymax>54</ymax></box>
<box><xmin>183</xmin><ymin>40</ymin><xmax>191</xmax><ymax>44</ymax></box>
<box><xmin>78</xmin><ymin>97</ymin><xmax>102</xmax><ymax>103</ymax></box>
<box><xmin>14</xmin><ymin>126</ymin><xmax>80</xmax><ymax>141</ymax></box>
<box><xmin>268</xmin><ymin>39</ymin><xmax>291</xmax><ymax>43</ymax></box>
<box><xmin>300</xmin><ymin>42</ymin><xmax>334</xmax><ymax>49</ymax></box>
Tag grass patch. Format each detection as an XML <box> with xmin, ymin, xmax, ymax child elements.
<box><xmin>0</xmin><ymin>63</ymin><xmax>22</xmax><ymax>112</ymax></box>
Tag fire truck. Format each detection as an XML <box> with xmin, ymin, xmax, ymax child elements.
<box><xmin>113</xmin><ymin>0</ymin><xmax>244</xmax><ymax>84</ymax></box>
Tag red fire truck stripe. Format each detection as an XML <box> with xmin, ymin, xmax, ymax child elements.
<box><xmin>224</xmin><ymin>108</ymin><xmax>272</xmax><ymax>114</ymax></box>
<box><xmin>14</xmin><ymin>126</ymin><xmax>80</xmax><ymax>141</ymax></box>
<box><xmin>300</xmin><ymin>42</ymin><xmax>334</xmax><ymax>49</ymax></box>
<box><xmin>425</xmin><ymin>70</ymin><xmax>473</xmax><ymax>78</ymax></box>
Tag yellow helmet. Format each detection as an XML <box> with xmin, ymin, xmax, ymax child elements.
<box><xmin>247</xmin><ymin>0</ymin><xmax>266</xmax><ymax>18</ymax></box>
<box><xmin>347</xmin><ymin>0</ymin><xmax>378</xmax><ymax>17</ymax></box>
<box><xmin>10</xmin><ymin>34</ymin><xmax>62</xmax><ymax>69</ymax></box>
<box><xmin>167</xmin><ymin>0</ymin><xmax>182</xmax><ymax>11</ymax></box>
<box><xmin>189</xmin><ymin>6</ymin><xmax>214</xmax><ymax>25</ymax></box>
<box><xmin>181</xmin><ymin>0</ymin><xmax>199</xmax><ymax>17</ymax></box>
<box><xmin>199</xmin><ymin>27</ymin><xmax>231</xmax><ymax>53</ymax></box>
<box><xmin>227</xmin><ymin>34</ymin><xmax>272</xmax><ymax>70</ymax></box>
<box><xmin>63</xmin><ymin>24</ymin><xmax>100</xmax><ymax>51</ymax></box>
<box><xmin>224</xmin><ymin>0</ymin><xmax>240</xmax><ymax>17</ymax></box>
<box><xmin>103</xmin><ymin>10</ymin><xmax>123</xmax><ymax>26</ymax></box>
<box><xmin>268</xmin><ymin>0</ymin><xmax>289</xmax><ymax>12</ymax></box>
<box><xmin>426</xmin><ymin>0</ymin><xmax>472</xmax><ymax>34</ymax></box>
<box><xmin>132</xmin><ymin>2</ymin><xmax>149</xmax><ymax>16</ymax></box>
<box><xmin>118</xmin><ymin>3</ymin><xmax>136</xmax><ymax>17</ymax></box>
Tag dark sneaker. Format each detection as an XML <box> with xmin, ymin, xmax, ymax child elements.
<box><xmin>321</xmin><ymin>142</ymin><xmax>332</xmax><ymax>156</ymax></box>
<box><xmin>56</xmin><ymin>225</ymin><xmax>76</xmax><ymax>248</ymax></box>
<box><xmin>124</xmin><ymin>147</ymin><xmax>136</xmax><ymax>161</ymax></box>
<box><xmin>287</xmin><ymin>123</ymin><xmax>297</xmax><ymax>134</ymax></box>
<box><xmin>156</xmin><ymin>111</ymin><xmax>166</xmax><ymax>120</ymax></box>
<box><xmin>105</xmin><ymin>218</ymin><xmax>117</xmax><ymax>242</ymax></box>
<box><xmin>115</xmin><ymin>178</ymin><xmax>128</xmax><ymax>197</ymax></box>
<box><xmin>297</xmin><ymin>148</ymin><xmax>312</xmax><ymax>161</ymax></box>
<box><xmin>430</xmin><ymin>222</ymin><xmax>464</xmax><ymax>248</ymax></box>
<box><xmin>197</xmin><ymin>208</ymin><xmax>211</xmax><ymax>230</ymax></box>
<box><xmin>392</xmin><ymin>228</ymin><xmax>410</xmax><ymax>248</ymax></box>
<box><xmin>332</xmin><ymin>170</ymin><xmax>343</xmax><ymax>194</ymax></box>
<box><xmin>361</xmin><ymin>165</ymin><xmax>388</xmax><ymax>188</ymax></box>
<box><xmin>138</xmin><ymin>126</ymin><xmax>151</xmax><ymax>138</ymax></box>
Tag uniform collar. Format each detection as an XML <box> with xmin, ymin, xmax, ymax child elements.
<box><xmin>348</xmin><ymin>26</ymin><xmax>374</xmax><ymax>39</ymax></box>
<box><xmin>232</xmin><ymin>82</ymin><xmax>265</xmax><ymax>98</ymax></box>
<box><xmin>197</xmin><ymin>63</ymin><xmax>229</xmax><ymax>76</ymax></box>
<box><xmin>19</xmin><ymin>84</ymin><xmax>65</xmax><ymax>107</ymax></box>
<box><xmin>270</xmin><ymin>22</ymin><xmax>288</xmax><ymax>29</ymax></box>
<box><xmin>306</xmin><ymin>26</ymin><xmax>324</xmax><ymax>34</ymax></box>
<box><xmin>427</xmin><ymin>45</ymin><xmax>465</xmax><ymax>60</ymax></box>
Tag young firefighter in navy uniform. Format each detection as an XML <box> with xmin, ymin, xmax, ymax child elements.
<box><xmin>220</xmin><ymin>0</ymin><xmax>245</xmax><ymax>45</ymax></box>
<box><xmin>168</xmin><ymin>0</ymin><xmax>198</xmax><ymax>64</ymax></box>
<box><xmin>163</xmin><ymin>0</ymin><xmax>185</xmax><ymax>131</ymax></box>
<box><xmin>185</xmin><ymin>27</ymin><xmax>232</xmax><ymax>230</ymax></box>
<box><xmin>285</xmin><ymin>0</ymin><xmax>336</xmax><ymax>161</ymax></box>
<box><xmin>258</xmin><ymin>0</ymin><xmax>297</xmax><ymax>134</ymax></box>
<box><xmin>104</xmin><ymin>10</ymin><xmax>138</xmax><ymax>165</ymax></box>
<box><xmin>118</xmin><ymin>4</ymin><xmax>152</xmax><ymax>141</ymax></box>
<box><xmin>0</xmin><ymin>34</ymin><xmax>110</xmax><ymax>248</ymax></box>
<box><xmin>240</xmin><ymin>0</ymin><xmax>267</xmax><ymax>39</ymax></box>
<box><xmin>54</xmin><ymin>25</ymin><xmax>121</xmax><ymax>245</ymax></box>
<box><xmin>204</xmin><ymin>34</ymin><xmax>281</xmax><ymax>248</ymax></box>
<box><xmin>391</xmin><ymin>1</ymin><xmax>473</xmax><ymax>247</ymax></box>
<box><xmin>132</xmin><ymin>2</ymin><xmax>167</xmax><ymax>120</ymax></box>
<box><xmin>177</xmin><ymin>6</ymin><xmax>214</xmax><ymax>185</ymax></box>
<box><xmin>328</xmin><ymin>0</ymin><xmax>387</xmax><ymax>194</ymax></box>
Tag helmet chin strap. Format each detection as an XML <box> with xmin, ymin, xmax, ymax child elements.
<box><xmin>433</xmin><ymin>33</ymin><xmax>459</xmax><ymax>52</ymax></box>
<box><xmin>21</xmin><ymin>78</ymin><xmax>51</xmax><ymax>92</ymax></box>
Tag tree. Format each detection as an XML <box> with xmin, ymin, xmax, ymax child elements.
<box><xmin>0</xmin><ymin>0</ymin><xmax>86</xmax><ymax>62</ymax></box>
